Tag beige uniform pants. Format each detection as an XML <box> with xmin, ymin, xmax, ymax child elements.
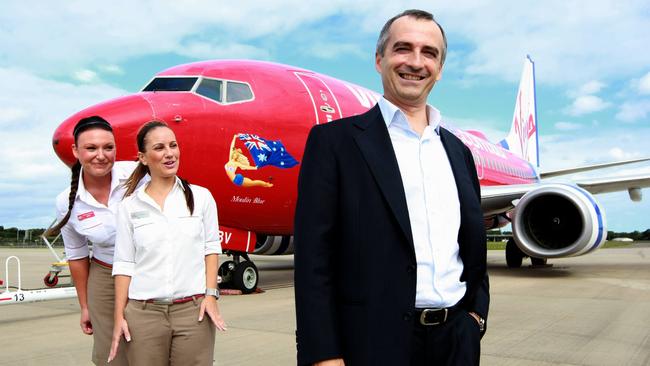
<box><xmin>123</xmin><ymin>298</ymin><xmax>216</xmax><ymax>365</ymax></box>
<box><xmin>87</xmin><ymin>261</ymin><xmax>128</xmax><ymax>365</ymax></box>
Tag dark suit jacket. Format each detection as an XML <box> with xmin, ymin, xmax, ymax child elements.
<box><xmin>294</xmin><ymin>105</ymin><xmax>489</xmax><ymax>366</ymax></box>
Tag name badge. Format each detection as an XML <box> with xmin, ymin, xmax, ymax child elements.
<box><xmin>131</xmin><ymin>210</ymin><xmax>150</xmax><ymax>219</ymax></box>
<box><xmin>77</xmin><ymin>211</ymin><xmax>95</xmax><ymax>221</ymax></box>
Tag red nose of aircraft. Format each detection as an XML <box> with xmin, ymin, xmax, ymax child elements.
<box><xmin>52</xmin><ymin>95</ymin><xmax>155</xmax><ymax>167</ymax></box>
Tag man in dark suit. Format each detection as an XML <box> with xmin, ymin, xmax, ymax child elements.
<box><xmin>294</xmin><ymin>9</ymin><xmax>489</xmax><ymax>366</ymax></box>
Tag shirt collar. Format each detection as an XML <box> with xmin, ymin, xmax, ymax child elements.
<box><xmin>377</xmin><ymin>97</ymin><xmax>442</xmax><ymax>135</ymax></box>
<box><xmin>76</xmin><ymin>162</ymin><xmax>131</xmax><ymax>203</ymax></box>
<box><xmin>135</xmin><ymin>176</ymin><xmax>185</xmax><ymax>206</ymax></box>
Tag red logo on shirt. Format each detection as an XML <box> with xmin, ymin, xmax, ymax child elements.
<box><xmin>77</xmin><ymin>211</ymin><xmax>95</xmax><ymax>221</ymax></box>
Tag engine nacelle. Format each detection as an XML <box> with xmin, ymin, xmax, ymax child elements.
<box><xmin>253</xmin><ymin>235</ymin><xmax>294</xmax><ymax>255</ymax></box>
<box><xmin>512</xmin><ymin>184</ymin><xmax>607</xmax><ymax>258</ymax></box>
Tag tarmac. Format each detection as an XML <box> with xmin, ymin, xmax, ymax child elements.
<box><xmin>0</xmin><ymin>246</ymin><xmax>649</xmax><ymax>366</ymax></box>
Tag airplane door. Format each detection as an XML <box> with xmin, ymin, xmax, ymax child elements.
<box><xmin>294</xmin><ymin>72</ymin><xmax>343</xmax><ymax>125</ymax></box>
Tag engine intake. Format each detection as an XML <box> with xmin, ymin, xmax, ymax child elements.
<box><xmin>512</xmin><ymin>184</ymin><xmax>606</xmax><ymax>258</ymax></box>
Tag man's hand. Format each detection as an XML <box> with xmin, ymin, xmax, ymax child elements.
<box><xmin>314</xmin><ymin>358</ymin><xmax>345</xmax><ymax>366</ymax></box>
<box><xmin>80</xmin><ymin>307</ymin><xmax>93</xmax><ymax>335</ymax></box>
<box><xmin>468</xmin><ymin>311</ymin><xmax>480</xmax><ymax>325</ymax></box>
<box><xmin>199</xmin><ymin>296</ymin><xmax>227</xmax><ymax>331</ymax></box>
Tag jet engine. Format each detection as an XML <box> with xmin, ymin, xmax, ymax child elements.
<box><xmin>253</xmin><ymin>235</ymin><xmax>294</xmax><ymax>255</ymax></box>
<box><xmin>512</xmin><ymin>184</ymin><xmax>607</xmax><ymax>258</ymax></box>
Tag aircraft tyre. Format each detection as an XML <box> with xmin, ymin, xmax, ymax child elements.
<box><xmin>218</xmin><ymin>260</ymin><xmax>236</xmax><ymax>287</ymax></box>
<box><xmin>506</xmin><ymin>238</ymin><xmax>524</xmax><ymax>268</ymax></box>
<box><xmin>531</xmin><ymin>257</ymin><xmax>548</xmax><ymax>266</ymax></box>
<box><xmin>233</xmin><ymin>261</ymin><xmax>259</xmax><ymax>294</ymax></box>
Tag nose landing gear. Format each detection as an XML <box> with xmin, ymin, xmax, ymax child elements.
<box><xmin>218</xmin><ymin>252</ymin><xmax>259</xmax><ymax>294</ymax></box>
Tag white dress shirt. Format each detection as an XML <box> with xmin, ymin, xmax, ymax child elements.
<box><xmin>378</xmin><ymin>97</ymin><xmax>466</xmax><ymax>308</ymax></box>
<box><xmin>56</xmin><ymin>161</ymin><xmax>139</xmax><ymax>264</ymax></box>
<box><xmin>112</xmin><ymin>178</ymin><xmax>221</xmax><ymax>300</ymax></box>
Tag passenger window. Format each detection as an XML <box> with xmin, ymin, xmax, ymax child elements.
<box><xmin>196</xmin><ymin>78</ymin><xmax>223</xmax><ymax>102</ymax></box>
<box><xmin>226</xmin><ymin>82</ymin><xmax>253</xmax><ymax>103</ymax></box>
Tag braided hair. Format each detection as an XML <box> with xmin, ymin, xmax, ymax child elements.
<box><xmin>47</xmin><ymin>116</ymin><xmax>113</xmax><ymax>235</ymax></box>
<box><xmin>123</xmin><ymin>121</ymin><xmax>194</xmax><ymax>214</ymax></box>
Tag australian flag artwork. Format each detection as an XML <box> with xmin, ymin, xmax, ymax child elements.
<box><xmin>238</xmin><ymin>134</ymin><xmax>299</xmax><ymax>168</ymax></box>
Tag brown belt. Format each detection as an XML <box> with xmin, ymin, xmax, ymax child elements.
<box><xmin>91</xmin><ymin>257</ymin><xmax>113</xmax><ymax>269</ymax></box>
<box><xmin>143</xmin><ymin>294</ymin><xmax>205</xmax><ymax>305</ymax></box>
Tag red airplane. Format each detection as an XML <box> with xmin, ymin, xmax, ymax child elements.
<box><xmin>52</xmin><ymin>56</ymin><xmax>650</xmax><ymax>293</ymax></box>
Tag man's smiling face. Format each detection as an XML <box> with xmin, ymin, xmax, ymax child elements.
<box><xmin>376</xmin><ymin>16</ymin><xmax>445</xmax><ymax>110</ymax></box>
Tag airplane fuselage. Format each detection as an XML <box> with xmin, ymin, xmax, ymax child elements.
<box><xmin>53</xmin><ymin>60</ymin><xmax>537</xmax><ymax>252</ymax></box>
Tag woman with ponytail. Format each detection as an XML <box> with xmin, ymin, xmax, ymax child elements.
<box><xmin>51</xmin><ymin>116</ymin><xmax>139</xmax><ymax>366</ymax></box>
<box><xmin>109</xmin><ymin>121</ymin><xmax>226</xmax><ymax>365</ymax></box>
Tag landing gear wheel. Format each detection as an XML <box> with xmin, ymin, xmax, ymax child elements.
<box><xmin>531</xmin><ymin>257</ymin><xmax>548</xmax><ymax>266</ymax></box>
<box><xmin>233</xmin><ymin>261</ymin><xmax>258</xmax><ymax>294</ymax></box>
<box><xmin>44</xmin><ymin>273</ymin><xmax>59</xmax><ymax>287</ymax></box>
<box><xmin>218</xmin><ymin>260</ymin><xmax>236</xmax><ymax>287</ymax></box>
<box><xmin>505</xmin><ymin>238</ymin><xmax>524</xmax><ymax>268</ymax></box>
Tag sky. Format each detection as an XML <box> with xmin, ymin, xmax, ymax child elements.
<box><xmin>1</xmin><ymin>0</ymin><xmax>649</xmax><ymax>232</ymax></box>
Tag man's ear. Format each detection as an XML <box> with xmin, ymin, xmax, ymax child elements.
<box><xmin>375</xmin><ymin>52</ymin><xmax>382</xmax><ymax>74</ymax></box>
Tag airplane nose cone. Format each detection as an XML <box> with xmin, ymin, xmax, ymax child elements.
<box><xmin>52</xmin><ymin>94</ymin><xmax>155</xmax><ymax>167</ymax></box>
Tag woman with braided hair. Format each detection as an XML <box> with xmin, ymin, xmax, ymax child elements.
<box><xmin>50</xmin><ymin>116</ymin><xmax>142</xmax><ymax>366</ymax></box>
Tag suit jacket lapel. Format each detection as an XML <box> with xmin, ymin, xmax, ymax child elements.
<box><xmin>353</xmin><ymin>105</ymin><xmax>414</xmax><ymax>249</ymax></box>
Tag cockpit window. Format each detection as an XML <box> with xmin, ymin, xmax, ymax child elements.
<box><xmin>196</xmin><ymin>78</ymin><xmax>223</xmax><ymax>102</ymax></box>
<box><xmin>226</xmin><ymin>81</ymin><xmax>253</xmax><ymax>103</ymax></box>
<box><xmin>142</xmin><ymin>77</ymin><xmax>198</xmax><ymax>92</ymax></box>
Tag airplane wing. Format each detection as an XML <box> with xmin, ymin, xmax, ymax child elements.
<box><xmin>540</xmin><ymin>157</ymin><xmax>650</xmax><ymax>178</ymax></box>
<box><xmin>481</xmin><ymin>184</ymin><xmax>537</xmax><ymax>215</ymax></box>
<box><xmin>480</xmin><ymin>173</ymin><xmax>650</xmax><ymax>215</ymax></box>
<box><xmin>576</xmin><ymin>173</ymin><xmax>650</xmax><ymax>197</ymax></box>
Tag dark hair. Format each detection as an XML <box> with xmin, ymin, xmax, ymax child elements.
<box><xmin>123</xmin><ymin>120</ymin><xmax>194</xmax><ymax>214</ymax></box>
<box><xmin>376</xmin><ymin>9</ymin><xmax>447</xmax><ymax>65</ymax></box>
<box><xmin>47</xmin><ymin>116</ymin><xmax>113</xmax><ymax>235</ymax></box>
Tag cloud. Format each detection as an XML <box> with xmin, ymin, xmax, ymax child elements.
<box><xmin>0</xmin><ymin>1</ymin><xmax>375</xmax><ymax>77</ymax></box>
<box><xmin>434</xmin><ymin>1</ymin><xmax>650</xmax><ymax>86</ymax></box>
<box><xmin>566</xmin><ymin>95</ymin><xmax>610</xmax><ymax>116</ymax></box>
<box><xmin>0</xmin><ymin>107</ymin><xmax>28</xmax><ymax>126</ymax></box>
<box><xmin>74</xmin><ymin>69</ymin><xmax>99</xmax><ymax>83</ymax></box>
<box><xmin>577</xmin><ymin>81</ymin><xmax>605</xmax><ymax>96</ymax></box>
<box><xmin>99</xmin><ymin>65</ymin><xmax>125</xmax><ymax>75</ymax></box>
<box><xmin>177</xmin><ymin>41</ymin><xmax>270</xmax><ymax>60</ymax></box>
<box><xmin>307</xmin><ymin>42</ymin><xmax>367</xmax><ymax>60</ymax></box>
<box><xmin>3</xmin><ymin>1</ymin><xmax>650</xmax><ymax>88</ymax></box>
<box><xmin>554</xmin><ymin>121</ymin><xmax>582</xmax><ymax>130</ymax></box>
<box><xmin>638</xmin><ymin>71</ymin><xmax>650</xmax><ymax>95</ymax></box>
<box><xmin>616</xmin><ymin>100</ymin><xmax>650</xmax><ymax>122</ymax></box>
<box><xmin>609</xmin><ymin>147</ymin><xmax>629</xmax><ymax>160</ymax></box>
<box><xmin>0</xmin><ymin>67</ymin><xmax>126</xmax><ymax>228</ymax></box>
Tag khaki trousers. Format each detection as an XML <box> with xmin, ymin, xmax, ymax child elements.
<box><xmin>124</xmin><ymin>298</ymin><xmax>216</xmax><ymax>366</ymax></box>
<box><xmin>87</xmin><ymin>261</ymin><xmax>128</xmax><ymax>365</ymax></box>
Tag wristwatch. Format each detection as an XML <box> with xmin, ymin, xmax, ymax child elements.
<box><xmin>470</xmin><ymin>311</ymin><xmax>485</xmax><ymax>332</ymax></box>
<box><xmin>205</xmin><ymin>288</ymin><xmax>220</xmax><ymax>300</ymax></box>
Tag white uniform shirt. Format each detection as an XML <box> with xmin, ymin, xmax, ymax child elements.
<box><xmin>112</xmin><ymin>178</ymin><xmax>221</xmax><ymax>300</ymax></box>
<box><xmin>55</xmin><ymin>161</ymin><xmax>139</xmax><ymax>264</ymax></box>
<box><xmin>378</xmin><ymin>97</ymin><xmax>466</xmax><ymax>308</ymax></box>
